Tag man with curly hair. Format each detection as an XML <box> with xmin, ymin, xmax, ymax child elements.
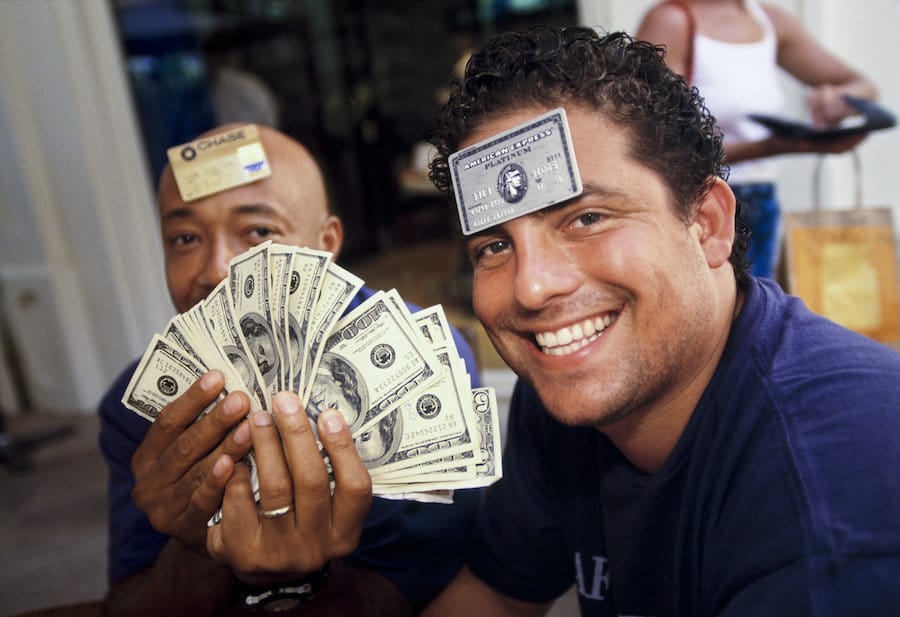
<box><xmin>418</xmin><ymin>25</ymin><xmax>900</xmax><ymax>616</ymax></box>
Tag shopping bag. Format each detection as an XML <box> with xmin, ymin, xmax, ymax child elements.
<box><xmin>780</xmin><ymin>152</ymin><xmax>900</xmax><ymax>344</ymax></box>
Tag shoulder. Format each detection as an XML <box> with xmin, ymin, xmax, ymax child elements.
<box><xmin>706</xmin><ymin>286</ymin><xmax>900</xmax><ymax>568</ymax></box>
<box><xmin>750</xmin><ymin>279</ymin><xmax>900</xmax><ymax>375</ymax></box>
<box><xmin>636</xmin><ymin>2</ymin><xmax>693</xmax><ymax>44</ymax></box>
<box><xmin>758</xmin><ymin>2</ymin><xmax>805</xmax><ymax>42</ymax></box>
<box><xmin>741</xmin><ymin>283</ymin><xmax>900</xmax><ymax>451</ymax></box>
<box><xmin>639</xmin><ymin>1</ymin><xmax>693</xmax><ymax>32</ymax></box>
<box><xmin>724</xmin><ymin>280</ymin><xmax>900</xmax><ymax>421</ymax></box>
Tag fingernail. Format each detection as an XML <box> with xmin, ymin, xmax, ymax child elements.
<box><xmin>223</xmin><ymin>393</ymin><xmax>243</xmax><ymax>416</ymax></box>
<box><xmin>253</xmin><ymin>411</ymin><xmax>273</xmax><ymax>426</ymax></box>
<box><xmin>212</xmin><ymin>455</ymin><xmax>229</xmax><ymax>478</ymax></box>
<box><xmin>233</xmin><ymin>421</ymin><xmax>251</xmax><ymax>445</ymax></box>
<box><xmin>274</xmin><ymin>392</ymin><xmax>300</xmax><ymax>415</ymax></box>
<box><xmin>200</xmin><ymin>370</ymin><xmax>222</xmax><ymax>391</ymax></box>
<box><xmin>321</xmin><ymin>410</ymin><xmax>345</xmax><ymax>435</ymax></box>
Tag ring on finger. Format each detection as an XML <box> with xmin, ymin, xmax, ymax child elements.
<box><xmin>259</xmin><ymin>505</ymin><xmax>292</xmax><ymax>519</ymax></box>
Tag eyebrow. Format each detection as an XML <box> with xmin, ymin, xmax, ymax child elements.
<box><xmin>161</xmin><ymin>202</ymin><xmax>281</xmax><ymax>222</ymax></box>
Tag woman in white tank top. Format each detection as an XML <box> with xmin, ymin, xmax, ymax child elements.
<box><xmin>636</xmin><ymin>0</ymin><xmax>877</xmax><ymax>278</ymax></box>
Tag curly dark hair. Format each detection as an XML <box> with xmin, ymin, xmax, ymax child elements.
<box><xmin>429</xmin><ymin>26</ymin><xmax>751</xmax><ymax>288</ymax></box>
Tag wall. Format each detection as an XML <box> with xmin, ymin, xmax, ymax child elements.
<box><xmin>0</xmin><ymin>0</ymin><xmax>171</xmax><ymax>415</ymax></box>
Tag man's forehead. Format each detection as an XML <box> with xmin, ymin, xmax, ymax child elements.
<box><xmin>159</xmin><ymin>199</ymin><xmax>282</xmax><ymax>222</ymax></box>
<box><xmin>449</xmin><ymin>108</ymin><xmax>583</xmax><ymax>235</ymax></box>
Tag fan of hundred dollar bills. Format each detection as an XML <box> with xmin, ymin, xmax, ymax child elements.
<box><xmin>122</xmin><ymin>241</ymin><xmax>502</xmax><ymax>505</ymax></box>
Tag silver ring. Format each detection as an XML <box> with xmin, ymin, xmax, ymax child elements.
<box><xmin>259</xmin><ymin>505</ymin><xmax>292</xmax><ymax>519</ymax></box>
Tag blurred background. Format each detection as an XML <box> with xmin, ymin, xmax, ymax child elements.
<box><xmin>1</xmin><ymin>1</ymin><xmax>898</xmax><ymax>614</ymax></box>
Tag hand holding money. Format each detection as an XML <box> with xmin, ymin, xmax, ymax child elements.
<box><xmin>207</xmin><ymin>393</ymin><xmax>371</xmax><ymax>581</ymax></box>
<box><xmin>123</xmin><ymin>241</ymin><xmax>502</xmax><ymax>512</ymax></box>
<box><xmin>129</xmin><ymin>370</ymin><xmax>253</xmax><ymax>552</ymax></box>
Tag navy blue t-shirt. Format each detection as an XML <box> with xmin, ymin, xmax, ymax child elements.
<box><xmin>469</xmin><ymin>278</ymin><xmax>900</xmax><ymax>616</ymax></box>
<box><xmin>99</xmin><ymin>285</ymin><xmax>483</xmax><ymax>610</ymax></box>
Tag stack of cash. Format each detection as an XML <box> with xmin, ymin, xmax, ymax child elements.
<box><xmin>122</xmin><ymin>241</ymin><xmax>501</xmax><ymax>504</ymax></box>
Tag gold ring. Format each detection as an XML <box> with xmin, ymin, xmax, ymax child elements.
<box><xmin>259</xmin><ymin>505</ymin><xmax>292</xmax><ymax>519</ymax></box>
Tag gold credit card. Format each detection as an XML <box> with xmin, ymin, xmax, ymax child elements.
<box><xmin>167</xmin><ymin>124</ymin><xmax>271</xmax><ymax>202</ymax></box>
<box><xmin>448</xmin><ymin>108</ymin><xmax>582</xmax><ymax>235</ymax></box>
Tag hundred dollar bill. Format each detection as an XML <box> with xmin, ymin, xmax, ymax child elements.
<box><xmin>362</xmin><ymin>347</ymin><xmax>479</xmax><ymax>476</ymax></box>
<box><xmin>284</xmin><ymin>247</ymin><xmax>332</xmax><ymax>392</ymax></box>
<box><xmin>471</xmin><ymin>386</ymin><xmax>503</xmax><ymax>482</ymax></box>
<box><xmin>267</xmin><ymin>244</ymin><xmax>294</xmax><ymax>390</ymax></box>
<box><xmin>304</xmin><ymin>291</ymin><xmax>440</xmax><ymax>439</ymax></box>
<box><xmin>167</xmin><ymin>307</ymin><xmax>249</xmax><ymax>402</ymax></box>
<box><xmin>202</xmin><ymin>280</ymin><xmax>267</xmax><ymax>410</ymax></box>
<box><xmin>229</xmin><ymin>242</ymin><xmax>279</xmax><ymax>407</ymax></box>
<box><xmin>122</xmin><ymin>334</ymin><xmax>215</xmax><ymax>422</ymax></box>
<box><xmin>370</xmin><ymin>444</ymin><xmax>476</xmax><ymax>481</ymax></box>
<box><xmin>448</xmin><ymin>107</ymin><xmax>582</xmax><ymax>235</ymax></box>
<box><xmin>376</xmin><ymin>489</ymin><xmax>455</xmax><ymax>505</ymax></box>
<box><xmin>375</xmin><ymin>463</ymin><xmax>476</xmax><ymax>484</ymax></box>
<box><xmin>300</xmin><ymin>261</ymin><xmax>363</xmax><ymax>402</ymax></box>
<box><xmin>161</xmin><ymin>315</ymin><xmax>207</xmax><ymax>368</ymax></box>
<box><xmin>124</xmin><ymin>333</ymin><xmax>263</xmax><ymax>527</ymax></box>
<box><xmin>179</xmin><ymin>304</ymin><xmax>223</xmax><ymax>368</ymax></box>
<box><xmin>414</xmin><ymin>304</ymin><xmax>453</xmax><ymax>349</ymax></box>
<box><xmin>368</xmin><ymin>450</ymin><xmax>475</xmax><ymax>483</ymax></box>
<box><xmin>372</xmin><ymin>386</ymin><xmax>502</xmax><ymax>493</ymax></box>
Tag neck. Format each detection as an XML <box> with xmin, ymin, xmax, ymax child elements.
<box><xmin>600</xmin><ymin>283</ymin><xmax>744</xmax><ymax>475</ymax></box>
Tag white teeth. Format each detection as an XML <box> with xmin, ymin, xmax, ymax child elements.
<box><xmin>535</xmin><ymin>332</ymin><xmax>559</xmax><ymax>347</ymax></box>
<box><xmin>535</xmin><ymin>314</ymin><xmax>616</xmax><ymax>356</ymax></box>
<box><xmin>583</xmin><ymin>320</ymin><xmax>595</xmax><ymax>336</ymax></box>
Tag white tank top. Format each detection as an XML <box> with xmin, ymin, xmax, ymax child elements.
<box><xmin>691</xmin><ymin>0</ymin><xmax>785</xmax><ymax>183</ymax></box>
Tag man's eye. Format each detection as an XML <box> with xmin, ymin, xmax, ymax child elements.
<box><xmin>169</xmin><ymin>233</ymin><xmax>197</xmax><ymax>247</ymax></box>
<box><xmin>467</xmin><ymin>237</ymin><xmax>512</xmax><ymax>267</ymax></box>
<box><xmin>249</xmin><ymin>227</ymin><xmax>276</xmax><ymax>240</ymax></box>
<box><xmin>574</xmin><ymin>212</ymin><xmax>602</xmax><ymax>227</ymax></box>
<box><xmin>479</xmin><ymin>240</ymin><xmax>510</xmax><ymax>257</ymax></box>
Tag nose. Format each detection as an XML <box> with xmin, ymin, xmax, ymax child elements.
<box><xmin>512</xmin><ymin>229</ymin><xmax>580</xmax><ymax>310</ymax></box>
<box><xmin>198</xmin><ymin>235</ymin><xmax>233</xmax><ymax>288</ymax></box>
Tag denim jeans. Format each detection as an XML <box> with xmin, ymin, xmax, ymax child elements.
<box><xmin>731</xmin><ymin>182</ymin><xmax>780</xmax><ymax>279</ymax></box>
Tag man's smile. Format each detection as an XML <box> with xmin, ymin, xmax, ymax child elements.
<box><xmin>534</xmin><ymin>313</ymin><xmax>617</xmax><ymax>356</ymax></box>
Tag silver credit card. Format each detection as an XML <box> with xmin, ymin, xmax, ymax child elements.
<box><xmin>449</xmin><ymin>108</ymin><xmax>582</xmax><ymax>235</ymax></box>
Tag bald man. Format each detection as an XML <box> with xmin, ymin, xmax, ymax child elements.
<box><xmin>99</xmin><ymin>125</ymin><xmax>483</xmax><ymax>616</ymax></box>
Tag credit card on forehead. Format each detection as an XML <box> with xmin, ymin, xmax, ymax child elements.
<box><xmin>448</xmin><ymin>108</ymin><xmax>582</xmax><ymax>235</ymax></box>
<box><xmin>167</xmin><ymin>124</ymin><xmax>271</xmax><ymax>202</ymax></box>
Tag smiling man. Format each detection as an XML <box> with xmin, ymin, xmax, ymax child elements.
<box><xmin>421</xmin><ymin>26</ymin><xmax>900</xmax><ymax>617</ymax></box>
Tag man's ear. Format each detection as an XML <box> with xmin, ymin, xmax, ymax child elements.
<box><xmin>318</xmin><ymin>215</ymin><xmax>344</xmax><ymax>258</ymax></box>
<box><xmin>693</xmin><ymin>178</ymin><xmax>736</xmax><ymax>268</ymax></box>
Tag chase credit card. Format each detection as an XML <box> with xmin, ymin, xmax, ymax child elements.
<box><xmin>167</xmin><ymin>124</ymin><xmax>271</xmax><ymax>202</ymax></box>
